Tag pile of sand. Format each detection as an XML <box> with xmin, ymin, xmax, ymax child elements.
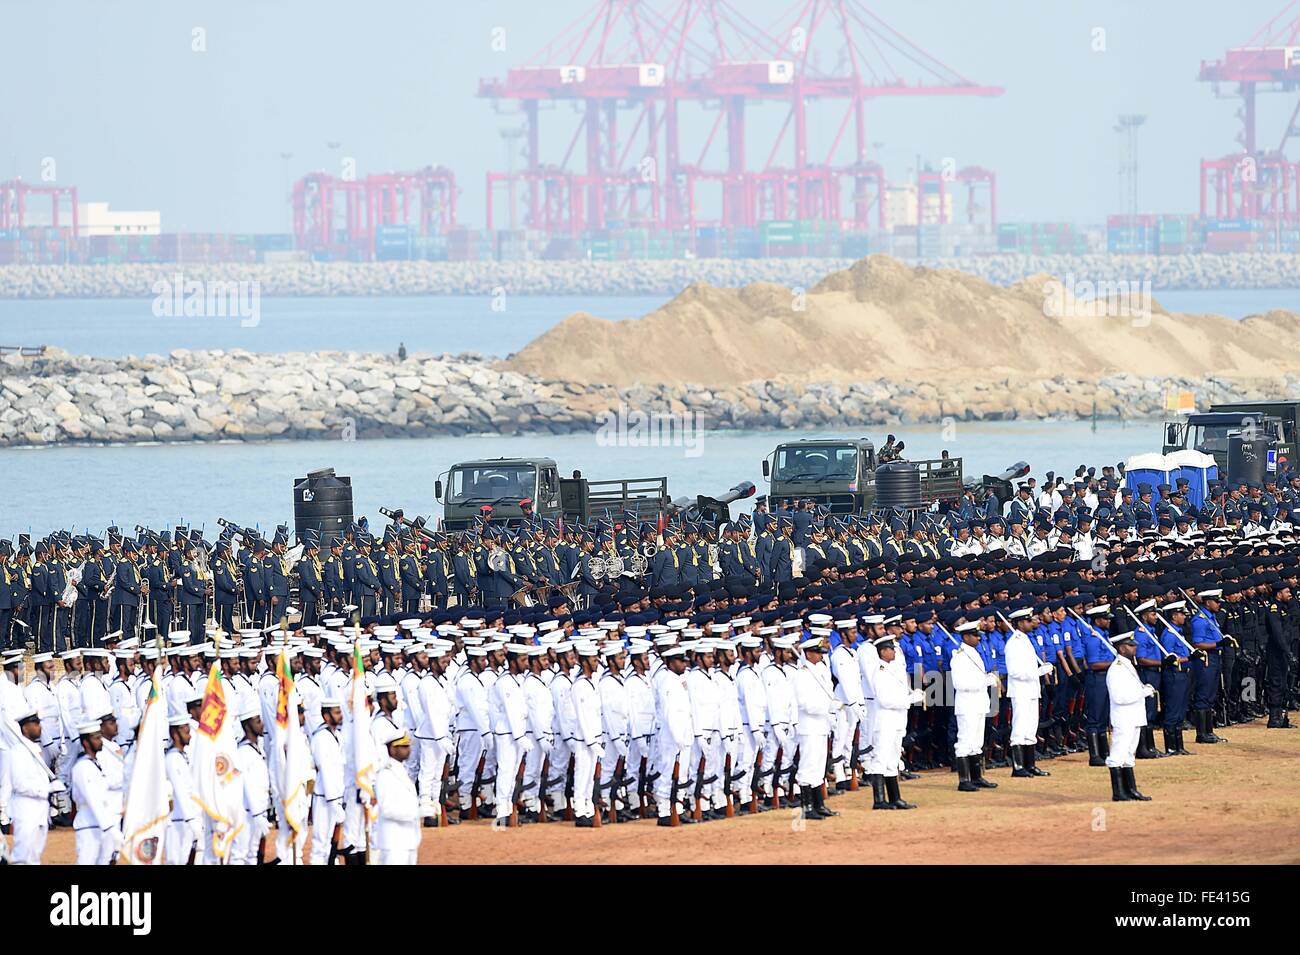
<box><xmin>501</xmin><ymin>255</ymin><xmax>1300</xmax><ymax>385</ymax></box>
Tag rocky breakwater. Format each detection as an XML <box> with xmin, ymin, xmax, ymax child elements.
<box><xmin>3</xmin><ymin>348</ymin><xmax>1300</xmax><ymax>448</ymax></box>
<box><xmin>1</xmin><ymin>251</ymin><xmax>1298</xmax><ymax>300</ymax></box>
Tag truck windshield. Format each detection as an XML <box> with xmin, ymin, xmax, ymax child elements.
<box><xmin>773</xmin><ymin>445</ymin><xmax>858</xmax><ymax>482</ymax></box>
<box><xmin>447</xmin><ymin>465</ymin><xmax>537</xmax><ymax>503</ymax></box>
<box><xmin>1192</xmin><ymin>422</ymin><xmax>1277</xmax><ymax>452</ymax></box>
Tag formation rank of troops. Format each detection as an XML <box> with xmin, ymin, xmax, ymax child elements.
<box><xmin>1</xmin><ymin>464</ymin><xmax>1299</xmax><ymax>864</ymax></box>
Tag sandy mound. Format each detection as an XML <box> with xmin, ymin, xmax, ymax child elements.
<box><xmin>501</xmin><ymin>255</ymin><xmax>1300</xmax><ymax>385</ymax></box>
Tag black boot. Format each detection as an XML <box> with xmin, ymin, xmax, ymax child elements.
<box><xmin>1122</xmin><ymin>766</ymin><xmax>1151</xmax><ymax>801</ymax></box>
<box><xmin>956</xmin><ymin>755</ymin><xmax>978</xmax><ymax>792</ymax></box>
<box><xmin>801</xmin><ymin>786</ymin><xmax>826</xmax><ymax>820</ymax></box>
<box><xmin>1161</xmin><ymin>727</ymin><xmax>1178</xmax><ymax>756</ymax></box>
<box><xmin>1136</xmin><ymin>726</ymin><xmax>1164</xmax><ymax>758</ymax></box>
<box><xmin>870</xmin><ymin>774</ymin><xmax>892</xmax><ymax>810</ymax></box>
<box><xmin>1086</xmin><ymin>732</ymin><xmax>1106</xmax><ymax>767</ymax></box>
<box><xmin>1010</xmin><ymin>744</ymin><xmax>1032</xmax><ymax>778</ymax></box>
<box><xmin>1170</xmin><ymin>727</ymin><xmax>1192</xmax><ymax>756</ymax></box>
<box><xmin>1109</xmin><ymin>766</ymin><xmax>1132</xmax><ymax>802</ymax></box>
<box><xmin>970</xmin><ymin>755</ymin><xmax>998</xmax><ymax>789</ymax></box>
<box><xmin>1099</xmin><ymin>731</ymin><xmax>1110</xmax><ymax>762</ymax></box>
<box><xmin>1267</xmin><ymin>708</ymin><xmax>1295</xmax><ymax>728</ymax></box>
<box><xmin>1195</xmin><ymin>710</ymin><xmax>1223</xmax><ymax>743</ymax></box>
<box><xmin>1026</xmin><ymin>744</ymin><xmax>1050</xmax><ymax>777</ymax></box>
<box><xmin>884</xmin><ymin>775</ymin><xmax>916</xmax><ymax>810</ymax></box>
<box><xmin>812</xmin><ymin>786</ymin><xmax>838</xmax><ymax>818</ymax></box>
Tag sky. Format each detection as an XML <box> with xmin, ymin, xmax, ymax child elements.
<box><xmin>3</xmin><ymin>0</ymin><xmax>1295</xmax><ymax>233</ymax></box>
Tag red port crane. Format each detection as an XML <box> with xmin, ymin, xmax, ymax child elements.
<box><xmin>1198</xmin><ymin>0</ymin><xmax>1300</xmax><ymax>224</ymax></box>
<box><xmin>479</xmin><ymin>0</ymin><xmax>1002</xmax><ymax>240</ymax></box>
<box><xmin>0</xmin><ymin>180</ymin><xmax>80</xmax><ymax>235</ymax></box>
<box><xmin>291</xmin><ymin>167</ymin><xmax>457</xmax><ymax>258</ymax></box>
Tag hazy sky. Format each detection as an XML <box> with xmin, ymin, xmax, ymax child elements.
<box><xmin>4</xmin><ymin>0</ymin><xmax>1293</xmax><ymax>232</ymax></box>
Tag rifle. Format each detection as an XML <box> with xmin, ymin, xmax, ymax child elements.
<box><xmin>848</xmin><ymin>726</ymin><xmax>861</xmax><ymax>791</ymax></box>
<box><xmin>769</xmin><ymin>746</ymin><xmax>783</xmax><ymax>810</ymax></box>
<box><xmin>591</xmin><ymin>757</ymin><xmax>603</xmax><ymax>828</ymax></box>
<box><xmin>468</xmin><ymin>754</ymin><xmax>486</xmax><ymax>821</ymax></box>
<box><xmin>508</xmin><ymin>755</ymin><xmax>526</xmax><ymax>828</ymax></box>
<box><xmin>326</xmin><ymin>820</ymin><xmax>344</xmax><ymax>865</ymax></box>
<box><xmin>749</xmin><ymin>750</ymin><xmax>763</xmax><ymax>814</ymax></box>
<box><xmin>607</xmin><ymin>755</ymin><xmax>625</xmax><ymax>825</ymax></box>
<box><xmin>669</xmin><ymin>758</ymin><xmax>682</xmax><ymax>826</ymax></box>
<box><xmin>536</xmin><ymin>755</ymin><xmax>552</xmax><ymax>823</ymax></box>
<box><xmin>722</xmin><ymin>753</ymin><xmax>735</xmax><ymax>818</ymax></box>
<box><xmin>439</xmin><ymin>759</ymin><xmax>452</xmax><ymax>827</ymax></box>
<box><xmin>257</xmin><ymin>834</ymin><xmax>267</xmax><ymax>865</ymax></box>
<box><xmin>635</xmin><ymin>755</ymin><xmax>649</xmax><ymax>819</ymax></box>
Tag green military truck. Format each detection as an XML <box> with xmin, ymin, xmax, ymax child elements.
<box><xmin>435</xmin><ymin>456</ymin><xmax>669</xmax><ymax>530</ymax></box>
<box><xmin>760</xmin><ymin>437</ymin><xmax>965</xmax><ymax>513</ymax></box>
<box><xmin>1161</xmin><ymin>401</ymin><xmax>1299</xmax><ymax>483</ymax></box>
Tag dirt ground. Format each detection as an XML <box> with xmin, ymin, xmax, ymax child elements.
<box><xmin>35</xmin><ymin>721</ymin><xmax>1300</xmax><ymax>865</ymax></box>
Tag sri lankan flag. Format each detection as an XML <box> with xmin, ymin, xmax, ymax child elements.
<box><xmin>192</xmin><ymin>662</ymin><xmax>244</xmax><ymax>862</ymax></box>
<box><xmin>275</xmin><ymin>647</ymin><xmax>294</xmax><ymax>730</ymax></box>
<box><xmin>349</xmin><ymin>642</ymin><xmax>378</xmax><ymax>824</ymax></box>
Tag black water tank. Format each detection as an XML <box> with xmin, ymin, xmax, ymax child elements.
<box><xmin>1226</xmin><ymin>436</ymin><xmax>1267</xmax><ymax>487</ymax></box>
<box><xmin>293</xmin><ymin>468</ymin><xmax>354</xmax><ymax>543</ymax></box>
<box><xmin>875</xmin><ymin>461</ymin><xmax>922</xmax><ymax>509</ymax></box>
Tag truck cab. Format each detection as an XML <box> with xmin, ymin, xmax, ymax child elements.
<box><xmin>436</xmin><ymin>456</ymin><xmax>669</xmax><ymax>530</ymax></box>
<box><xmin>761</xmin><ymin>437</ymin><xmax>964</xmax><ymax>512</ymax></box>
<box><xmin>1161</xmin><ymin>411</ymin><xmax>1294</xmax><ymax>481</ymax></box>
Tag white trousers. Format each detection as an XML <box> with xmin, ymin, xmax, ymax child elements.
<box><xmin>9</xmin><ymin>796</ymin><xmax>48</xmax><ymax>864</ymax></box>
<box><xmin>493</xmin><ymin>734</ymin><xmax>523</xmax><ymax>819</ymax></box>
<box><xmin>955</xmin><ymin>709</ymin><xmax>984</xmax><ymax>758</ymax></box>
<box><xmin>570</xmin><ymin>740</ymin><xmax>600</xmax><ymax>818</ymax></box>
<box><xmin>164</xmin><ymin>819</ymin><xmax>196</xmax><ymax>865</ymax></box>
<box><xmin>1009</xmin><ymin>695</ymin><xmax>1039</xmax><ymax>746</ymax></box>
<box><xmin>831</xmin><ymin>707</ymin><xmax>854</xmax><ymax>780</ymax></box>
<box><xmin>652</xmin><ymin>745</ymin><xmax>681</xmax><ymax>815</ymax></box>
<box><xmin>866</xmin><ymin>724</ymin><xmax>904</xmax><ymax>777</ymax></box>
<box><xmin>377</xmin><ymin>848</ymin><xmax>417</xmax><ymax>864</ymax></box>
<box><xmin>416</xmin><ymin>737</ymin><xmax>450</xmax><ymax>816</ymax></box>
<box><xmin>1106</xmin><ymin>724</ymin><xmax>1141</xmax><ymax>768</ymax></box>
<box><xmin>795</xmin><ymin>732</ymin><xmax>828</xmax><ymax>787</ymax></box>
<box><xmin>455</xmin><ymin>730</ymin><xmax>487</xmax><ymax>802</ymax></box>
<box><xmin>309</xmin><ymin>796</ymin><xmax>342</xmax><ymax>865</ymax></box>
<box><xmin>74</xmin><ymin>827</ymin><xmax>103</xmax><ymax>865</ymax></box>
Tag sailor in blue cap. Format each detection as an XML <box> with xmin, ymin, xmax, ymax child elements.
<box><xmin>112</xmin><ymin>538</ymin><xmax>145</xmax><ymax>642</ymax></box>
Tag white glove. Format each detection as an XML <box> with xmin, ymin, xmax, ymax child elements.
<box><xmin>48</xmin><ymin>779</ymin><xmax>67</xmax><ymax>795</ymax></box>
<box><xmin>1143</xmin><ymin>685</ymin><xmax>1156</xmax><ymax>698</ymax></box>
<box><xmin>1037</xmin><ymin>663</ymin><xmax>1055</xmax><ymax>677</ymax></box>
<box><xmin>909</xmin><ymin>688</ymin><xmax>925</xmax><ymax>705</ymax></box>
<box><xmin>517</xmin><ymin>735</ymin><xmax>535</xmax><ymax>756</ymax></box>
<box><xmin>753</xmin><ymin>731</ymin><xmax>768</xmax><ymax>751</ymax></box>
<box><xmin>104</xmin><ymin>826</ymin><xmax>125</xmax><ymax>852</ymax></box>
<box><xmin>986</xmin><ymin>673</ymin><xmax>1000</xmax><ymax>687</ymax></box>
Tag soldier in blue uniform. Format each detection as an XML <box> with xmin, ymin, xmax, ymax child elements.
<box><xmin>30</xmin><ymin>541</ymin><xmax>55</xmax><ymax>653</ymax></box>
<box><xmin>0</xmin><ymin>540</ymin><xmax>17</xmax><ymax>650</ymax></box>
<box><xmin>423</xmin><ymin>533</ymin><xmax>454</xmax><ymax>608</ymax></box>
<box><xmin>1188</xmin><ymin>586</ymin><xmax>1227</xmax><ymax>744</ymax></box>
<box><xmin>113</xmin><ymin>538</ymin><xmax>145</xmax><ymax>640</ymax></box>
<box><xmin>351</xmin><ymin>532</ymin><xmax>382</xmax><ymax>621</ymax></box>
<box><xmin>1157</xmin><ymin>601</ymin><xmax>1194</xmax><ymax>755</ymax></box>
<box><xmin>378</xmin><ymin>526</ymin><xmax>402</xmax><ymax>617</ymax></box>
<box><xmin>244</xmin><ymin>535</ymin><xmax>268</xmax><ymax>628</ymax></box>
<box><xmin>176</xmin><ymin>537</ymin><xmax>206</xmax><ymax>640</ymax></box>
<box><xmin>1131</xmin><ymin>599</ymin><xmax>1170</xmax><ymax>760</ymax></box>
<box><xmin>398</xmin><ymin>531</ymin><xmax>424</xmax><ymax>616</ymax></box>
<box><xmin>294</xmin><ymin>533</ymin><xmax>324</xmax><ymax>628</ymax></box>
<box><xmin>1079</xmin><ymin>603</ymin><xmax>1115</xmax><ymax>765</ymax></box>
<box><xmin>323</xmin><ymin>536</ymin><xmax>347</xmax><ymax>613</ymax></box>
<box><xmin>266</xmin><ymin>527</ymin><xmax>291</xmax><ymax>631</ymax></box>
<box><xmin>213</xmin><ymin>537</ymin><xmax>241</xmax><ymax>635</ymax></box>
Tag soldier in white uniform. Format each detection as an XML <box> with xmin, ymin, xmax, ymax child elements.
<box><xmin>309</xmin><ymin>698</ymin><xmax>345</xmax><ymax>865</ymax></box>
<box><xmin>866</xmin><ymin>634</ymin><xmax>922</xmax><ymax>810</ymax></box>
<box><xmin>164</xmin><ymin>714</ymin><xmax>199</xmax><ymax>864</ymax></box>
<box><xmin>7</xmin><ymin>706</ymin><xmax>63</xmax><ymax>864</ymax></box>
<box><xmin>596</xmin><ymin>643</ymin><xmax>630</xmax><ymax>818</ymax></box>
<box><xmin>70</xmin><ymin>720</ymin><xmax>121</xmax><ymax>864</ymax></box>
<box><xmin>25</xmin><ymin>654</ymin><xmax>68</xmax><ymax>822</ymax></box>
<box><xmin>487</xmin><ymin>644</ymin><xmax>532</xmax><ymax>825</ymax></box>
<box><xmin>712</xmin><ymin>639</ymin><xmax>743</xmax><ymax>813</ymax></box>
<box><xmin>760</xmin><ymin>634</ymin><xmax>798</xmax><ymax>803</ymax></box>
<box><xmin>55</xmin><ymin>650</ymin><xmax>85</xmax><ymax>795</ymax></box>
<box><xmin>108</xmin><ymin>649</ymin><xmax>141</xmax><ymax>752</ymax></box>
<box><xmin>651</xmin><ymin>645</ymin><xmax>693</xmax><ymax>825</ymax></box>
<box><xmin>950</xmin><ymin>621</ymin><xmax>999</xmax><ymax>793</ymax></box>
<box><xmin>733</xmin><ymin>635</ymin><xmax>768</xmax><ymax>812</ymax></box>
<box><xmin>547</xmin><ymin>642</ymin><xmax>577</xmax><ymax>818</ymax></box>
<box><xmin>569</xmin><ymin>643</ymin><xmax>604</xmax><ymax>827</ymax></box>
<box><xmin>791</xmin><ymin>633</ymin><xmax>839</xmax><ymax>820</ymax></box>
<box><xmin>232</xmin><ymin>705</ymin><xmax>271</xmax><ymax>865</ymax></box>
<box><xmin>829</xmin><ymin>619</ymin><xmax>866</xmax><ymax>789</ymax></box>
<box><xmin>521</xmin><ymin>645</ymin><xmax>556</xmax><ymax>820</ymax></box>
<box><xmin>373</xmin><ymin>722</ymin><xmax>421</xmax><ymax>864</ymax></box>
<box><xmin>685</xmin><ymin>638</ymin><xmax>723</xmax><ymax>818</ymax></box>
<box><xmin>623</xmin><ymin>641</ymin><xmax>657</xmax><ymax>817</ymax></box>
<box><xmin>413</xmin><ymin>640</ymin><xmax>455</xmax><ymax>825</ymax></box>
<box><xmin>1004</xmin><ymin>607</ymin><xmax>1055</xmax><ymax>779</ymax></box>
<box><xmin>1106</xmin><ymin>631</ymin><xmax>1155</xmax><ymax>802</ymax></box>
<box><xmin>453</xmin><ymin>647</ymin><xmax>493</xmax><ymax>817</ymax></box>
<box><xmin>95</xmin><ymin>709</ymin><xmax>126</xmax><ymax>864</ymax></box>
